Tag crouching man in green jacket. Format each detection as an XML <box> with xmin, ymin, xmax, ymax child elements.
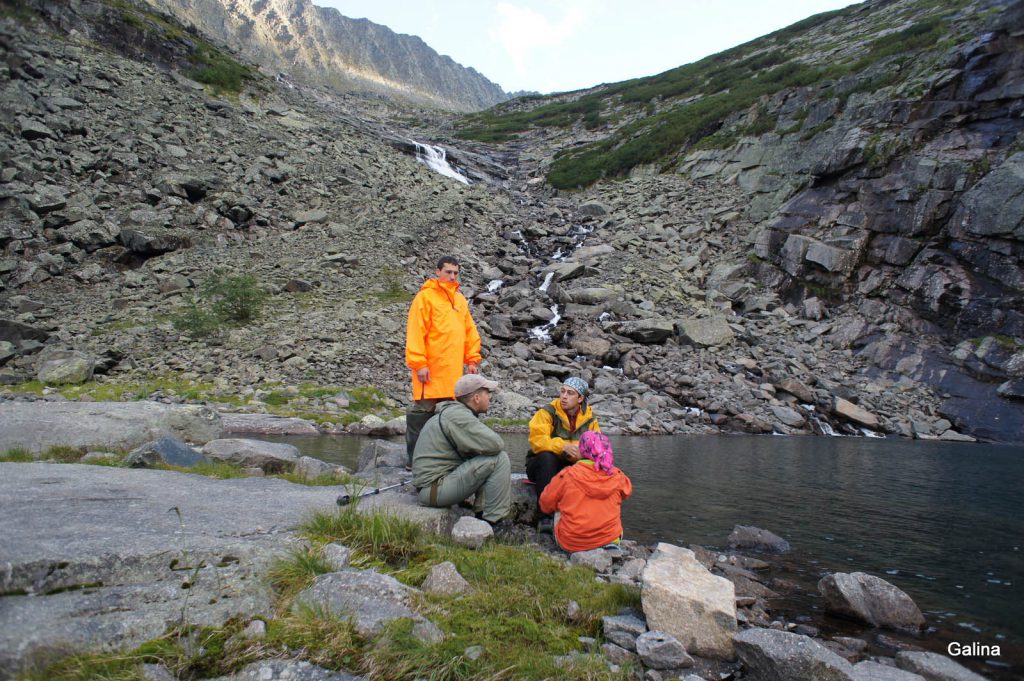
<box><xmin>412</xmin><ymin>373</ymin><xmax>511</xmax><ymax>527</ymax></box>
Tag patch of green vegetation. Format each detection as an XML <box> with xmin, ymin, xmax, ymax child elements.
<box><xmin>205</xmin><ymin>273</ymin><xmax>267</xmax><ymax>323</ymax></box>
<box><xmin>303</xmin><ymin>506</ymin><xmax>425</xmax><ymax>569</ymax></box>
<box><xmin>457</xmin><ymin>97</ymin><xmax>605</xmax><ymax>143</ymax></box>
<box><xmin>0</xmin><ymin>376</ymin><xmax>237</xmax><ymax>404</ymax></box>
<box><xmin>800</xmin><ymin>118</ymin><xmax>836</xmax><ymax>141</ymax></box>
<box><xmin>272</xmin><ymin>471</ymin><xmax>354</xmax><ymax>487</ymax></box>
<box><xmin>766</xmin><ymin>7</ymin><xmax>848</xmax><ymax>41</ymax></box>
<box><xmin>970</xmin><ymin>334</ymin><xmax>1024</xmax><ymax>350</ymax></box>
<box><xmin>170</xmin><ymin>302</ymin><xmax>222</xmax><ymax>338</ymax></box>
<box><xmin>0</xmin><ymin>0</ymin><xmax>40</xmax><ymax>22</ymax></box>
<box><xmin>160</xmin><ymin>460</ymin><xmax>249</xmax><ymax>479</ymax></box>
<box><xmin>262</xmin><ymin>390</ymin><xmax>291</xmax><ymax>406</ymax></box>
<box><xmin>1</xmin><ymin>448</ymin><xmax>35</xmax><ymax>463</ymax></box>
<box><xmin>188</xmin><ymin>44</ymin><xmax>254</xmax><ymax>95</ymax></box>
<box><xmin>44</xmin><ymin>445</ymin><xmax>86</xmax><ymax>463</ymax></box>
<box><xmin>375</xmin><ymin>268</ymin><xmax>412</xmax><ymax>304</ymax></box>
<box><xmin>172</xmin><ymin>272</ymin><xmax>267</xmax><ymax>337</ymax></box>
<box><xmin>31</xmin><ymin>505</ymin><xmax>641</xmax><ymax>680</ymax></box>
<box><xmin>851</xmin><ymin>16</ymin><xmax>949</xmax><ymax>72</ymax></box>
<box><xmin>862</xmin><ymin>132</ymin><xmax>907</xmax><ymax>169</ymax></box>
<box><xmin>483</xmin><ymin>417</ymin><xmax>530</xmax><ymax>428</ymax></box>
<box><xmin>547</xmin><ymin>59</ymin><xmax>822</xmax><ymax>188</ymax></box>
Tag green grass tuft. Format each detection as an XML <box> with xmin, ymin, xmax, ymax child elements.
<box><xmin>1</xmin><ymin>448</ymin><xmax>36</xmax><ymax>463</ymax></box>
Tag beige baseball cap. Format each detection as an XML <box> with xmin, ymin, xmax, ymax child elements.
<box><xmin>454</xmin><ymin>374</ymin><xmax>499</xmax><ymax>397</ymax></box>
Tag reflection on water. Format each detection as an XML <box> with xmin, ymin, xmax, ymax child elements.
<box><xmin>267</xmin><ymin>432</ymin><xmax>1023</xmax><ymax>676</ymax></box>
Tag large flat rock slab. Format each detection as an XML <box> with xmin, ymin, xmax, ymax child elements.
<box><xmin>0</xmin><ymin>401</ymin><xmax>223</xmax><ymax>454</ymax></box>
<box><xmin>0</xmin><ymin>463</ymin><xmax>342</xmax><ymax>677</ymax></box>
<box><xmin>0</xmin><ymin>462</ymin><xmax>454</xmax><ymax>678</ymax></box>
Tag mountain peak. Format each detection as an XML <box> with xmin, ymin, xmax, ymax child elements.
<box><xmin>148</xmin><ymin>0</ymin><xmax>508</xmax><ymax>111</ymax></box>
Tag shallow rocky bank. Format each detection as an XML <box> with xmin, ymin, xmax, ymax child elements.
<box><xmin>0</xmin><ymin>436</ymin><xmax>1008</xmax><ymax>680</ymax></box>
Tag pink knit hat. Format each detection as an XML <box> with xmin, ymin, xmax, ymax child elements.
<box><xmin>579</xmin><ymin>431</ymin><xmax>614</xmax><ymax>475</ymax></box>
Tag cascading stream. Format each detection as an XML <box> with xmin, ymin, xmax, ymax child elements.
<box><xmin>412</xmin><ymin>141</ymin><xmax>470</xmax><ymax>184</ymax></box>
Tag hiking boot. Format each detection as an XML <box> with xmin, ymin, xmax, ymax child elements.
<box><xmin>488</xmin><ymin>519</ymin><xmax>517</xmax><ymax>542</ymax></box>
<box><xmin>536</xmin><ymin>517</ymin><xmax>554</xmax><ymax>535</ymax></box>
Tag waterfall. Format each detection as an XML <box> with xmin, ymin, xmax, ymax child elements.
<box><xmin>529</xmin><ymin>305</ymin><xmax>561</xmax><ymax>342</ymax></box>
<box><xmin>803</xmin><ymin>404</ymin><xmax>841</xmax><ymax>437</ymax></box>
<box><xmin>538</xmin><ymin>272</ymin><xmax>554</xmax><ymax>292</ymax></box>
<box><xmin>413</xmin><ymin>142</ymin><xmax>470</xmax><ymax>185</ymax></box>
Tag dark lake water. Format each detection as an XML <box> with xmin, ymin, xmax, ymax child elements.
<box><xmin>268</xmin><ymin>432</ymin><xmax>1024</xmax><ymax>679</ymax></box>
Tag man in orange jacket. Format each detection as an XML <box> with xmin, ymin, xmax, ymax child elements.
<box><xmin>405</xmin><ymin>255</ymin><xmax>482</xmax><ymax>462</ymax></box>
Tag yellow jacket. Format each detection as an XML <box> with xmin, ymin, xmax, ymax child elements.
<box><xmin>405</xmin><ymin>278</ymin><xmax>481</xmax><ymax>400</ymax></box>
<box><xmin>528</xmin><ymin>399</ymin><xmax>601</xmax><ymax>457</ymax></box>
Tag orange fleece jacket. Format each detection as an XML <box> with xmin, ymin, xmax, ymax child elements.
<box><xmin>539</xmin><ymin>460</ymin><xmax>632</xmax><ymax>553</ymax></box>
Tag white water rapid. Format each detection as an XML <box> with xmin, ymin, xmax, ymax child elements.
<box><xmin>412</xmin><ymin>142</ymin><xmax>470</xmax><ymax>185</ymax></box>
<box><xmin>529</xmin><ymin>305</ymin><xmax>562</xmax><ymax>342</ymax></box>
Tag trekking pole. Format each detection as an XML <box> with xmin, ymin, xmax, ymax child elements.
<box><xmin>336</xmin><ymin>479</ymin><xmax>411</xmax><ymax>506</ymax></box>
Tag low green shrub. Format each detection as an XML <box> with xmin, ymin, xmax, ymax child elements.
<box><xmin>205</xmin><ymin>273</ymin><xmax>267</xmax><ymax>323</ymax></box>
<box><xmin>188</xmin><ymin>45</ymin><xmax>253</xmax><ymax>95</ymax></box>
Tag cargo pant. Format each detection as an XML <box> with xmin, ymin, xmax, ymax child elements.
<box><xmin>417</xmin><ymin>450</ymin><xmax>511</xmax><ymax>523</ymax></box>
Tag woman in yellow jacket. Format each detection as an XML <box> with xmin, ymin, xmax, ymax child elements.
<box><xmin>526</xmin><ymin>377</ymin><xmax>601</xmax><ymax>510</ymax></box>
<box><xmin>404</xmin><ymin>256</ymin><xmax>482</xmax><ymax>461</ymax></box>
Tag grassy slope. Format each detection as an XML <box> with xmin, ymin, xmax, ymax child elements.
<box><xmin>456</xmin><ymin>0</ymin><xmax>970</xmax><ymax>189</ymax></box>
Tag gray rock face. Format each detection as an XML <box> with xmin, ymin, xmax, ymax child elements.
<box><xmin>356</xmin><ymin>439</ymin><xmax>407</xmax><ymax>472</ymax></box>
<box><xmin>206</xmin><ymin>660</ymin><xmax>364</xmax><ymax>680</ymax></box>
<box><xmin>832</xmin><ymin>397</ymin><xmax>881</xmax><ymax>429</ymax></box>
<box><xmin>125</xmin><ymin>436</ymin><xmax>208</xmax><ymax>468</ymax></box>
<box><xmin>293</xmin><ymin>570</ymin><xmax>428</xmax><ymax>638</ymax></box>
<box><xmin>727</xmin><ymin>525</ymin><xmax>791</xmax><ymax>553</ymax></box>
<box><xmin>157</xmin><ymin>0</ymin><xmax>506</xmax><ymax>111</ymax></box>
<box><xmin>818</xmin><ymin>572</ymin><xmax>925</xmax><ymax>632</ymax></box>
<box><xmin>734</xmin><ymin>628</ymin><xmax>856</xmax><ymax>681</ymax></box>
<box><xmin>421</xmin><ymin>560</ymin><xmax>470</xmax><ymax>596</ymax></box>
<box><xmin>0</xmin><ymin>401</ymin><xmax>222</xmax><ymax>454</ymax></box>
<box><xmin>895</xmin><ymin>651</ymin><xmax>989</xmax><ymax>681</ymax></box>
<box><xmin>852</xmin><ymin>660</ymin><xmax>926</xmax><ymax>681</ymax></box>
<box><xmin>641</xmin><ymin>543</ymin><xmax>737</xmax><ymax>660</ymax></box>
<box><xmin>37</xmin><ymin>351</ymin><xmax>95</xmax><ymax>385</ymax></box>
<box><xmin>569</xmin><ymin>548</ymin><xmax>614</xmax><ymax>572</ymax></box>
<box><xmin>451</xmin><ymin>516</ymin><xmax>493</xmax><ymax>549</ymax></box>
<box><xmin>676</xmin><ymin>316</ymin><xmax>735</xmax><ymax>347</ymax></box>
<box><xmin>602</xmin><ymin>613</ymin><xmax>647</xmax><ymax>651</ymax></box>
<box><xmin>219</xmin><ymin>413</ymin><xmax>320</xmax><ymax>435</ymax></box>
<box><xmin>0</xmin><ymin>463</ymin><xmax>345</xmax><ymax>676</ymax></box>
<box><xmin>202</xmin><ymin>438</ymin><xmax>300</xmax><ymax>473</ymax></box>
<box><xmin>636</xmin><ymin>630</ymin><xmax>693</xmax><ymax>670</ymax></box>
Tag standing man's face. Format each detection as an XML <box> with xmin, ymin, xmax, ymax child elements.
<box><xmin>436</xmin><ymin>264</ymin><xmax>459</xmax><ymax>283</ymax></box>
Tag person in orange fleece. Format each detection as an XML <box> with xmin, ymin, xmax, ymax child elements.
<box><xmin>404</xmin><ymin>255</ymin><xmax>482</xmax><ymax>463</ymax></box>
<box><xmin>539</xmin><ymin>430</ymin><xmax>632</xmax><ymax>553</ymax></box>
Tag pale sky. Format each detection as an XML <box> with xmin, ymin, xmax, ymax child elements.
<box><xmin>315</xmin><ymin>1</ymin><xmax>860</xmax><ymax>94</ymax></box>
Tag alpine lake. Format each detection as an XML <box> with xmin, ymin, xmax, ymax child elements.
<box><xmin>265</xmin><ymin>431</ymin><xmax>1024</xmax><ymax>680</ymax></box>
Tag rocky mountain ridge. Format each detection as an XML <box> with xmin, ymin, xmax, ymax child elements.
<box><xmin>0</xmin><ymin>0</ymin><xmax>1020</xmax><ymax>442</ymax></box>
<box><xmin>145</xmin><ymin>0</ymin><xmax>508</xmax><ymax>112</ymax></box>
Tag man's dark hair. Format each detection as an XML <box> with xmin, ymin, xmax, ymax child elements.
<box><xmin>436</xmin><ymin>255</ymin><xmax>460</xmax><ymax>270</ymax></box>
<box><xmin>457</xmin><ymin>388</ymin><xmax>486</xmax><ymax>407</ymax></box>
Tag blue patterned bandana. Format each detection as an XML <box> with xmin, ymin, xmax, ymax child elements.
<box><xmin>562</xmin><ymin>377</ymin><xmax>589</xmax><ymax>397</ymax></box>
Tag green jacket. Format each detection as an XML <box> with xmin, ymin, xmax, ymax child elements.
<box><xmin>412</xmin><ymin>400</ymin><xmax>505</xmax><ymax>489</ymax></box>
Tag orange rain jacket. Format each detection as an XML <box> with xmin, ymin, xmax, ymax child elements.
<box><xmin>405</xmin><ymin>278</ymin><xmax>482</xmax><ymax>400</ymax></box>
<box><xmin>539</xmin><ymin>460</ymin><xmax>632</xmax><ymax>553</ymax></box>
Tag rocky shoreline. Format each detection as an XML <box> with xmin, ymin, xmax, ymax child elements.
<box><xmin>1</xmin><ymin>431</ymin><xmax>1007</xmax><ymax>681</ymax></box>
